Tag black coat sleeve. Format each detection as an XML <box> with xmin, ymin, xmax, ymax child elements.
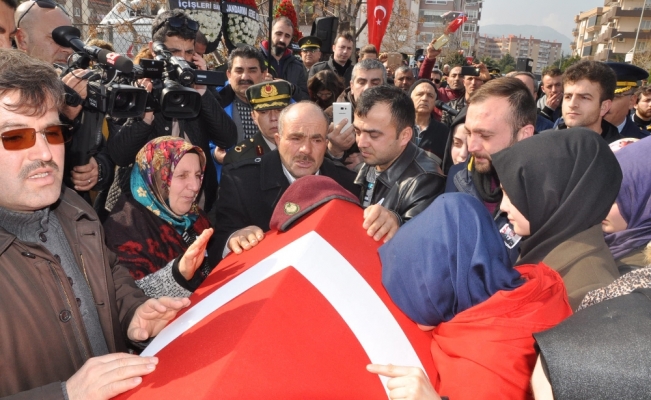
<box><xmin>197</xmin><ymin>89</ymin><xmax>238</xmax><ymax>149</ymax></box>
<box><xmin>107</xmin><ymin>117</ymin><xmax>157</xmax><ymax>167</ymax></box>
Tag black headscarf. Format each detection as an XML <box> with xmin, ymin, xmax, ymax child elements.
<box><xmin>441</xmin><ymin>107</ymin><xmax>467</xmax><ymax>175</ymax></box>
<box><xmin>492</xmin><ymin>128</ymin><xmax>622</xmax><ymax>265</ymax></box>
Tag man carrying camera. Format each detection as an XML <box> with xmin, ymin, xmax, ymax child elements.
<box><xmin>14</xmin><ymin>0</ymin><xmax>114</xmax><ymax>193</ymax></box>
<box><xmin>107</xmin><ymin>10</ymin><xmax>237</xmax><ymax>217</ymax></box>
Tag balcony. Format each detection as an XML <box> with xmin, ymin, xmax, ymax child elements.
<box><xmin>605</xmin><ymin>5</ymin><xmax>650</xmax><ymax>22</ymax></box>
<box><xmin>573</xmin><ymin>28</ymin><xmax>579</xmax><ymax>36</ymax></box>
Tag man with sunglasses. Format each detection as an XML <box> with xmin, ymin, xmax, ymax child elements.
<box><xmin>298</xmin><ymin>35</ymin><xmax>322</xmax><ymax>72</ymax></box>
<box><xmin>15</xmin><ymin>0</ymin><xmax>115</xmax><ymax>195</ymax></box>
<box><xmin>0</xmin><ymin>0</ymin><xmax>17</xmax><ymax>49</ymax></box>
<box><xmin>0</xmin><ymin>48</ymin><xmax>191</xmax><ymax>400</ymax></box>
<box><xmin>108</xmin><ymin>10</ymin><xmax>237</xmax><ymax>217</ymax></box>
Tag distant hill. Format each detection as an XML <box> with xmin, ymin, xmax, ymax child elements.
<box><xmin>479</xmin><ymin>24</ymin><xmax>573</xmax><ymax>53</ymax></box>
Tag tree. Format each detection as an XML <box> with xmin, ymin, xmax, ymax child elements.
<box><xmin>498</xmin><ymin>53</ymin><xmax>516</xmax><ymax>74</ymax></box>
<box><xmin>442</xmin><ymin>51</ymin><xmax>469</xmax><ymax>67</ymax></box>
<box><xmin>479</xmin><ymin>56</ymin><xmax>499</xmax><ymax>70</ymax></box>
<box><xmin>560</xmin><ymin>55</ymin><xmax>581</xmax><ymax>72</ymax></box>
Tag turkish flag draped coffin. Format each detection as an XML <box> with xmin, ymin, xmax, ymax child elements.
<box><xmin>115</xmin><ymin>200</ymin><xmax>436</xmax><ymax>399</ymax></box>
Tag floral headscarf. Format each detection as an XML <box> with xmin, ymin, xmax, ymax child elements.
<box><xmin>130</xmin><ymin>136</ymin><xmax>206</xmax><ymax>234</ymax></box>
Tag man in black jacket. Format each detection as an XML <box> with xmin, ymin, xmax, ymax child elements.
<box><xmin>107</xmin><ymin>10</ymin><xmax>237</xmax><ymax>216</ymax></box>
<box><xmin>308</xmin><ymin>31</ymin><xmax>355</xmax><ymax>85</ymax></box>
<box><xmin>212</xmin><ymin>101</ymin><xmax>360</xmax><ymax>259</ymax></box>
<box><xmin>260</xmin><ymin>16</ymin><xmax>309</xmax><ymax>101</ymax></box>
<box><xmin>354</xmin><ymin>85</ymin><xmax>446</xmax><ymax>240</ymax></box>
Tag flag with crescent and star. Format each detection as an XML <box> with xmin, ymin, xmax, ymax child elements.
<box><xmin>368</xmin><ymin>0</ymin><xmax>393</xmax><ymax>51</ymax></box>
<box><xmin>112</xmin><ymin>198</ymin><xmax>437</xmax><ymax>399</ymax></box>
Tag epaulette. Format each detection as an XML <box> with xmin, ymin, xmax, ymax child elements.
<box><xmin>223</xmin><ymin>155</ymin><xmax>263</xmax><ymax>172</ymax></box>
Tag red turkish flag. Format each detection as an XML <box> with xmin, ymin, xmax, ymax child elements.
<box><xmin>114</xmin><ymin>200</ymin><xmax>436</xmax><ymax>399</ymax></box>
<box><xmin>367</xmin><ymin>0</ymin><xmax>393</xmax><ymax>52</ymax></box>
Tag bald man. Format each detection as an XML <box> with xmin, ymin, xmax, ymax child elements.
<box><xmin>0</xmin><ymin>0</ymin><xmax>17</xmax><ymax>49</ymax></box>
<box><xmin>15</xmin><ymin>1</ymin><xmax>73</xmax><ymax>64</ymax></box>
<box><xmin>14</xmin><ymin>1</ymin><xmax>115</xmax><ymax>195</ymax></box>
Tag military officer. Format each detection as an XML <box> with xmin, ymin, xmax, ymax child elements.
<box><xmin>223</xmin><ymin>80</ymin><xmax>294</xmax><ymax>165</ymax></box>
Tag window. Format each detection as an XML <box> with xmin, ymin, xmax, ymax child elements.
<box><xmin>74</xmin><ymin>7</ymin><xmax>81</xmax><ymax>17</ymax></box>
<box><xmin>419</xmin><ymin>10</ymin><xmax>446</xmax><ymax>27</ymax></box>
<box><xmin>463</xmin><ymin>24</ymin><xmax>476</xmax><ymax>32</ymax></box>
<box><xmin>636</xmin><ymin>41</ymin><xmax>647</xmax><ymax>51</ymax></box>
<box><xmin>581</xmin><ymin>45</ymin><xmax>592</xmax><ymax>57</ymax></box>
<box><xmin>424</xmin><ymin>0</ymin><xmax>449</xmax><ymax>4</ymax></box>
<box><xmin>465</xmin><ymin>10</ymin><xmax>478</xmax><ymax>19</ymax></box>
<box><xmin>642</xmin><ymin>20</ymin><xmax>651</xmax><ymax>30</ymax></box>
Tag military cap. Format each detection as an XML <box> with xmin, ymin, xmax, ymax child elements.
<box><xmin>298</xmin><ymin>36</ymin><xmax>322</xmax><ymax>50</ymax></box>
<box><xmin>245</xmin><ymin>80</ymin><xmax>295</xmax><ymax>111</ymax></box>
<box><xmin>605</xmin><ymin>62</ymin><xmax>649</xmax><ymax>94</ymax></box>
<box><xmin>489</xmin><ymin>67</ymin><xmax>501</xmax><ymax>75</ymax></box>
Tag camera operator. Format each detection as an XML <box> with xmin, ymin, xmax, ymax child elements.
<box><xmin>107</xmin><ymin>10</ymin><xmax>237</xmax><ymax>217</ymax></box>
<box><xmin>14</xmin><ymin>1</ymin><xmax>114</xmax><ymax>194</ymax></box>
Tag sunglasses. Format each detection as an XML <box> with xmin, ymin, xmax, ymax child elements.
<box><xmin>1</xmin><ymin>125</ymin><xmax>71</xmax><ymax>151</ymax></box>
<box><xmin>16</xmin><ymin>0</ymin><xmax>69</xmax><ymax>28</ymax></box>
<box><xmin>152</xmin><ymin>16</ymin><xmax>199</xmax><ymax>35</ymax></box>
<box><xmin>302</xmin><ymin>48</ymin><xmax>320</xmax><ymax>53</ymax></box>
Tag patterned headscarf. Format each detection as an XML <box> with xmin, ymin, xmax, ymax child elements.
<box><xmin>130</xmin><ymin>136</ymin><xmax>206</xmax><ymax>234</ymax></box>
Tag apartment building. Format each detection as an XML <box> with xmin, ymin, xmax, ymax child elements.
<box><xmin>476</xmin><ymin>35</ymin><xmax>562</xmax><ymax>74</ymax></box>
<box><xmin>572</xmin><ymin>0</ymin><xmax>651</xmax><ymax>61</ymax></box>
<box><xmin>415</xmin><ymin>0</ymin><xmax>483</xmax><ymax>55</ymax></box>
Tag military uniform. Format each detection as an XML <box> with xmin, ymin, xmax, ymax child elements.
<box><xmin>210</xmin><ymin>150</ymin><xmax>360</xmax><ymax>260</ymax></box>
<box><xmin>223</xmin><ymin>133</ymin><xmax>273</xmax><ymax>165</ymax></box>
<box><xmin>606</xmin><ymin>62</ymin><xmax>649</xmax><ymax>139</ymax></box>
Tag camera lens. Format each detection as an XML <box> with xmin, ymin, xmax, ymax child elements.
<box><xmin>168</xmin><ymin>93</ymin><xmax>185</xmax><ymax>106</ymax></box>
<box><xmin>114</xmin><ymin>92</ymin><xmax>135</xmax><ymax>110</ymax></box>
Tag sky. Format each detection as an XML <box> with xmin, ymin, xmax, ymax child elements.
<box><xmin>480</xmin><ymin>0</ymin><xmax>603</xmax><ymax>37</ymax></box>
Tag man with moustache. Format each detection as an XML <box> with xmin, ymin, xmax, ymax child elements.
<box><xmin>223</xmin><ymin>80</ymin><xmax>293</xmax><ymax>164</ymax></box>
<box><xmin>260</xmin><ymin>17</ymin><xmax>308</xmax><ymax>101</ymax></box>
<box><xmin>0</xmin><ymin>48</ymin><xmax>190</xmax><ymax>400</ymax></box>
<box><xmin>212</xmin><ymin>101</ymin><xmax>360</xmax><ymax>258</ymax></box>
<box><xmin>394</xmin><ymin>66</ymin><xmax>415</xmax><ymax>92</ymax></box>
<box><xmin>298</xmin><ymin>36</ymin><xmax>322</xmax><ymax>72</ymax></box>
<box><xmin>445</xmin><ymin>78</ymin><xmax>535</xmax><ymax>260</ymax></box>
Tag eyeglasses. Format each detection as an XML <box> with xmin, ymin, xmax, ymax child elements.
<box><xmin>316</xmin><ymin>91</ymin><xmax>333</xmax><ymax>99</ymax></box>
<box><xmin>434</xmin><ymin>79</ymin><xmax>441</xmax><ymax>84</ymax></box>
<box><xmin>1</xmin><ymin>125</ymin><xmax>71</xmax><ymax>151</ymax></box>
<box><xmin>16</xmin><ymin>0</ymin><xmax>69</xmax><ymax>28</ymax></box>
<box><xmin>301</xmin><ymin>48</ymin><xmax>320</xmax><ymax>53</ymax></box>
<box><xmin>152</xmin><ymin>16</ymin><xmax>199</xmax><ymax>35</ymax></box>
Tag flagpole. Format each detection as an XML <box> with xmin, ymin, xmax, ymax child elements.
<box><xmin>268</xmin><ymin>0</ymin><xmax>273</xmax><ymax>66</ymax></box>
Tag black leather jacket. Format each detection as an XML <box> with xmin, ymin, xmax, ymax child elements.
<box><xmin>355</xmin><ymin>142</ymin><xmax>445</xmax><ymax>223</ymax></box>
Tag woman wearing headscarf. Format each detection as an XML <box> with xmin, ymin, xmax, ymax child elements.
<box><xmin>492</xmin><ymin>128</ymin><xmax>622</xmax><ymax>310</ymax></box>
<box><xmin>104</xmin><ymin>136</ymin><xmax>214</xmax><ymax>298</ymax></box>
<box><xmin>441</xmin><ymin>107</ymin><xmax>467</xmax><ymax>175</ymax></box>
<box><xmin>601</xmin><ymin>136</ymin><xmax>651</xmax><ymax>271</ymax></box>
<box><xmin>408</xmin><ymin>79</ymin><xmax>449</xmax><ymax>160</ymax></box>
<box><xmin>367</xmin><ymin>193</ymin><xmax>572</xmax><ymax>400</ymax></box>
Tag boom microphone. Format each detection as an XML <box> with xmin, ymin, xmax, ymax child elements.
<box><xmin>52</xmin><ymin>26</ymin><xmax>133</xmax><ymax>74</ymax></box>
<box><xmin>435</xmin><ymin>100</ymin><xmax>459</xmax><ymax>117</ymax></box>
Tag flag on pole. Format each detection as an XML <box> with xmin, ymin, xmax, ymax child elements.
<box><xmin>367</xmin><ymin>0</ymin><xmax>394</xmax><ymax>52</ymax></box>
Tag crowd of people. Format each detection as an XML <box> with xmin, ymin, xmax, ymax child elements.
<box><xmin>1</xmin><ymin>0</ymin><xmax>651</xmax><ymax>398</ymax></box>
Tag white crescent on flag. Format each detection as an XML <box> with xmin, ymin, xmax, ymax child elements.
<box><xmin>374</xmin><ymin>5</ymin><xmax>387</xmax><ymax>20</ymax></box>
<box><xmin>142</xmin><ymin>231</ymin><xmax>426</xmax><ymax>396</ymax></box>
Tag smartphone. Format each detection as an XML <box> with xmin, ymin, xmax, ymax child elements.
<box><xmin>460</xmin><ymin>66</ymin><xmax>480</xmax><ymax>77</ymax></box>
<box><xmin>332</xmin><ymin>102</ymin><xmax>352</xmax><ymax>132</ymax></box>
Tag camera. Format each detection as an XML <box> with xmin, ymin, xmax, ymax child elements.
<box><xmin>460</xmin><ymin>66</ymin><xmax>480</xmax><ymax>77</ymax></box>
<box><xmin>52</xmin><ymin>26</ymin><xmax>148</xmax><ymax>119</ymax></box>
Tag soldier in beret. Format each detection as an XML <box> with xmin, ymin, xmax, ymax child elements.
<box><xmin>223</xmin><ymin>80</ymin><xmax>294</xmax><ymax>165</ymax></box>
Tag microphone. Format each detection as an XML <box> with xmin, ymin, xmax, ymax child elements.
<box><xmin>435</xmin><ymin>100</ymin><xmax>459</xmax><ymax>117</ymax></box>
<box><xmin>51</xmin><ymin>26</ymin><xmax>133</xmax><ymax>74</ymax></box>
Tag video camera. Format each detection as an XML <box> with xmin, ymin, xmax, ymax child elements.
<box><xmin>137</xmin><ymin>41</ymin><xmax>225</xmax><ymax>119</ymax></box>
<box><xmin>53</xmin><ymin>26</ymin><xmax>148</xmax><ymax>120</ymax></box>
